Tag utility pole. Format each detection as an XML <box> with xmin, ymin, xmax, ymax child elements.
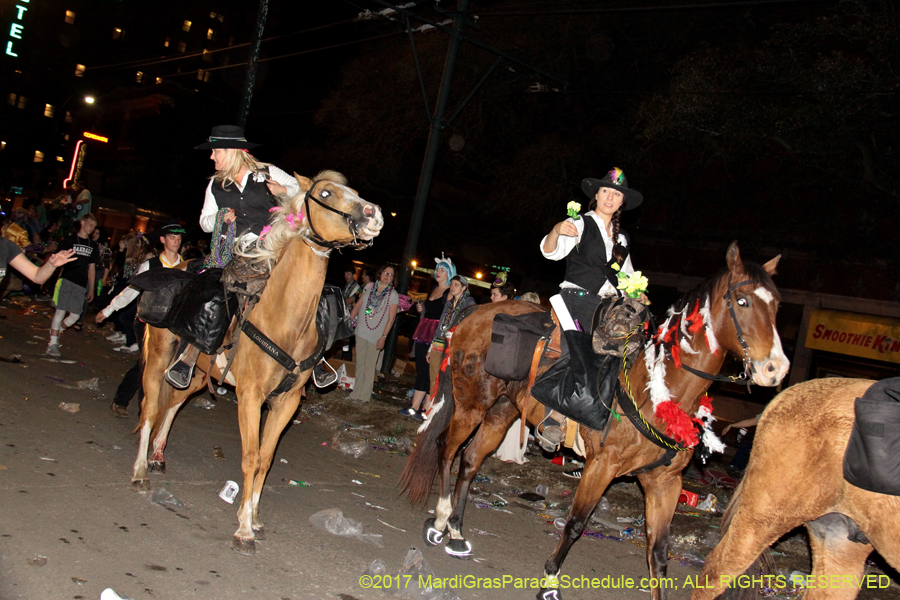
<box><xmin>237</xmin><ymin>0</ymin><xmax>269</xmax><ymax>128</ymax></box>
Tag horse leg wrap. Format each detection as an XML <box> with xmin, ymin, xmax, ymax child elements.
<box><xmin>445</xmin><ymin>538</ymin><xmax>473</xmax><ymax>558</ymax></box>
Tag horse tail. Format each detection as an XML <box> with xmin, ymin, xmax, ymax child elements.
<box><xmin>399</xmin><ymin>354</ymin><xmax>455</xmax><ymax>509</ymax></box>
<box><xmin>717</xmin><ymin>480</ymin><xmax>776</xmax><ymax>600</ymax></box>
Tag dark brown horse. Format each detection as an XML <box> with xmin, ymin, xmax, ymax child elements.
<box><xmin>693</xmin><ymin>377</ymin><xmax>900</xmax><ymax>600</ymax></box>
<box><xmin>132</xmin><ymin>171</ymin><xmax>383</xmax><ymax>554</ymax></box>
<box><xmin>400</xmin><ymin>242</ymin><xmax>790</xmax><ymax>600</ymax></box>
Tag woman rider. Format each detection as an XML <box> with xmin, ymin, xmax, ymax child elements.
<box><xmin>537</xmin><ymin>167</ymin><xmax>644</xmax><ymax>448</ymax></box>
<box><xmin>165</xmin><ymin>125</ymin><xmax>301</xmax><ymax>389</ymax></box>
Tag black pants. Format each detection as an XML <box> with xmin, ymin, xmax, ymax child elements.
<box><xmin>113</xmin><ymin>319</ymin><xmax>146</xmax><ymax>408</ymax></box>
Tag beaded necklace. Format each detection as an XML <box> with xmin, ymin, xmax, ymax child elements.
<box><xmin>437</xmin><ymin>289</ymin><xmax>470</xmax><ymax>336</ymax></box>
<box><xmin>364</xmin><ymin>283</ymin><xmax>393</xmax><ymax>331</ymax></box>
<box><xmin>203</xmin><ymin>208</ymin><xmax>236</xmax><ymax>269</ymax></box>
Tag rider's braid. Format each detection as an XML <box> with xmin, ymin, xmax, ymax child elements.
<box><xmin>610</xmin><ymin>206</ymin><xmax>626</xmax><ymax>264</ymax></box>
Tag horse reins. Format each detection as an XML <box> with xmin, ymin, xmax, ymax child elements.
<box><xmin>301</xmin><ymin>179</ymin><xmax>372</xmax><ymax>251</ymax></box>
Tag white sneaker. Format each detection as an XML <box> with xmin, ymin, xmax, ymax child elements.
<box><xmin>45</xmin><ymin>344</ymin><xmax>61</xmax><ymax>357</ymax></box>
<box><xmin>106</xmin><ymin>332</ymin><xmax>126</xmax><ymax>342</ymax></box>
<box><xmin>114</xmin><ymin>343</ymin><xmax>139</xmax><ymax>353</ymax></box>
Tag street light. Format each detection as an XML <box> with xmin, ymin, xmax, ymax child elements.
<box><xmin>84</xmin><ymin>96</ymin><xmax>95</xmax><ymax>104</ymax></box>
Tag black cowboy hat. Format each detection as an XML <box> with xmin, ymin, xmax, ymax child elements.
<box><xmin>194</xmin><ymin>124</ymin><xmax>261</xmax><ymax>150</ymax></box>
<box><xmin>149</xmin><ymin>221</ymin><xmax>187</xmax><ymax>239</ymax></box>
<box><xmin>581</xmin><ymin>167</ymin><xmax>643</xmax><ymax>210</ymax></box>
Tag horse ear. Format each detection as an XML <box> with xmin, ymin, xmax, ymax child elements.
<box><xmin>726</xmin><ymin>241</ymin><xmax>742</xmax><ymax>271</ymax></box>
<box><xmin>294</xmin><ymin>173</ymin><xmax>312</xmax><ymax>191</ymax></box>
<box><xmin>762</xmin><ymin>254</ymin><xmax>781</xmax><ymax>275</ymax></box>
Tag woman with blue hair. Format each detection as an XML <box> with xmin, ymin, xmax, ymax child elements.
<box><xmin>398</xmin><ymin>255</ymin><xmax>453</xmax><ymax>421</ymax></box>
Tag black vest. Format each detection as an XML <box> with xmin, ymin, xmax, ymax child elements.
<box><xmin>211</xmin><ymin>174</ymin><xmax>277</xmax><ymax>236</ymax></box>
<box><xmin>563</xmin><ymin>216</ymin><xmax>629</xmax><ymax>295</ymax></box>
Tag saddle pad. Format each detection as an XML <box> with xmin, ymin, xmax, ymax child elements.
<box><xmin>843</xmin><ymin>377</ymin><xmax>900</xmax><ymax>496</ymax></box>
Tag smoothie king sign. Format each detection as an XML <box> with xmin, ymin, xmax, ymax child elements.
<box><xmin>806</xmin><ymin>309</ymin><xmax>900</xmax><ymax>364</ymax></box>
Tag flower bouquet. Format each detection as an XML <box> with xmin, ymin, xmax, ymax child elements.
<box><xmin>566</xmin><ymin>201</ymin><xmax>582</xmax><ymax>220</ymax></box>
<box><xmin>611</xmin><ymin>263</ymin><xmax>649</xmax><ymax>299</ymax></box>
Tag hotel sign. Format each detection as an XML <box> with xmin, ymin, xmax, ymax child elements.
<box><xmin>5</xmin><ymin>0</ymin><xmax>30</xmax><ymax>57</ymax></box>
<box><xmin>806</xmin><ymin>309</ymin><xmax>900</xmax><ymax>364</ymax></box>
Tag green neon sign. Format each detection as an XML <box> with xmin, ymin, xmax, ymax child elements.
<box><xmin>6</xmin><ymin>0</ymin><xmax>30</xmax><ymax>58</ymax></box>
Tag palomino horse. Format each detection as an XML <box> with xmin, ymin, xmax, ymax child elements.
<box><xmin>693</xmin><ymin>377</ymin><xmax>899</xmax><ymax>600</ymax></box>
<box><xmin>132</xmin><ymin>171</ymin><xmax>383</xmax><ymax>554</ymax></box>
<box><xmin>400</xmin><ymin>242</ymin><xmax>790</xmax><ymax>600</ymax></box>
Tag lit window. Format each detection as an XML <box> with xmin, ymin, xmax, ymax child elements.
<box><xmin>7</xmin><ymin>93</ymin><xmax>16</xmax><ymax>106</ymax></box>
<box><xmin>178</xmin><ymin>41</ymin><xmax>186</xmax><ymax>53</ymax></box>
<box><xmin>75</xmin><ymin>64</ymin><xmax>85</xmax><ymax>77</ymax></box>
<box><xmin>209</xmin><ymin>11</ymin><xmax>217</xmax><ymax>19</ymax></box>
<box><xmin>57</xmin><ymin>156</ymin><xmax>65</xmax><ymax>162</ymax></box>
<box><xmin>34</xmin><ymin>150</ymin><xmax>44</xmax><ymax>163</ymax></box>
<box><xmin>112</xmin><ymin>28</ymin><xmax>123</xmax><ymax>40</ymax></box>
<box><xmin>203</xmin><ymin>71</ymin><xmax>210</xmax><ymax>82</ymax></box>
<box><xmin>16</xmin><ymin>95</ymin><xmax>27</xmax><ymax>109</ymax></box>
<box><xmin>64</xmin><ymin>134</ymin><xmax>70</xmax><ymax>141</ymax></box>
<box><xmin>135</xmin><ymin>71</ymin><xmax>143</xmax><ymax>83</ymax></box>
<box><xmin>182</xmin><ymin>20</ymin><xmax>191</xmax><ymax>32</ymax></box>
<box><xmin>44</xmin><ymin>104</ymin><xmax>55</xmax><ymax>118</ymax></box>
<box><xmin>197</xmin><ymin>69</ymin><xmax>205</xmax><ymax>81</ymax></box>
<box><xmin>0</xmin><ymin>141</ymin><xmax>6</xmax><ymax>151</ymax></box>
<box><xmin>164</xmin><ymin>37</ymin><xmax>170</xmax><ymax>48</ymax></box>
<box><xmin>202</xmin><ymin>49</ymin><xmax>212</xmax><ymax>62</ymax></box>
<box><xmin>65</xmin><ymin>10</ymin><xmax>76</xmax><ymax>24</ymax></box>
<box><xmin>65</xmin><ymin>111</ymin><xmax>72</xmax><ymax>123</ymax></box>
<box><xmin>207</xmin><ymin>28</ymin><xmax>215</xmax><ymax>40</ymax></box>
<box><xmin>155</xmin><ymin>77</ymin><xmax>162</xmax><ymax>84</ymax></box>
<box><xmin>218</xmin><ymin>14</ymin><xmax>224</xmax><ymax>22</ymax></box>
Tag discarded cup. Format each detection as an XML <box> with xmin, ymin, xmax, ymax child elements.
<box><xmin>551</xmin><ymin>456</ymin><xmax>565</xmax><ymax>466</ymax></box>
<box><xmin>219</xmin><ymin>480</ymin><xmax>239</xmax><ymax>504</ymax></box>
<box><xmin>58</xmin><ymin>402</ymin><xmax>80</xmax><ymax>413</ymax></box>
<box><xmin>553</xmin><ymin>517</ymin><xmax>566</xmax><ymax>530</ymax></box>
<box><xmin>536</xmin><ymin>484</ymin><xmax>548</xmax><ymax>495</ymax></box>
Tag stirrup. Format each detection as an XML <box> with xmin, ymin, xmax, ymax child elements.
<box><xmin>536</xmin><ymin>415</ymin><xmax>565</xmax><ymax>452</ymax></box>
<box><xmin>312</xmin><ymin>358</ymin><xmax>337</xmax><ymax>388</ymax></box>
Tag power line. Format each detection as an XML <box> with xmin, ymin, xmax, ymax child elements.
<box><xmin>476</xmin><ymin>0</ymin><xmax>832</xmax><ymax>16</ymax></box>
<box><xmin>86</xmin><ymin>19</ymin><xmax>359</xmax><ymax>72</ymax></box>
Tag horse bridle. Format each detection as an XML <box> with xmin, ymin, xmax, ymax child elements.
<box><xmin>678</xmin><ymin>275</ymin><xmax>756</xmax><ymax>388</ymax></box>
<box><xmin>301</xmin><ymin>180</ymin><xmax>373</xmax><ymax>250</ymax></box>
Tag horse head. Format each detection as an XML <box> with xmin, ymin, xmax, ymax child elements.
<box><xmin>293</xmin><ymin>170</ymin><xmax>383</xmax><ymax>249</ymax></box>
<box><xmin>710</xmin><ymin>241</ymin><xmax>790</xmax><ymax>387</ymax></box>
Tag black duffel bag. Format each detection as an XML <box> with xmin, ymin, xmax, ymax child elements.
<box><xmin>844</xmin><ymin>378</ymin><xmax>900</xmax><ymax>496</ymax></box>
<box><xmin>131</xmin><ymin>268</ymin><xmax>196</xmax><ymax>328</ymax></box>
<box><xmin>319</xmin><ymin>284</ymin><xmax>353</xmax><ymax>352</ymax></box>
<box><xmin>168</xmin><ymin>268</ymin><xmax>238</xmax><ymax>355</ymax></box>
<box><xmin>530</xmin><ymin>328</ymin><xmax>616</xmax><ymax>432</ymax></box>
<box><xmin>485</xmin><ymin>311</ymin><xmax>555</xmax><ymax>380</ymax></box>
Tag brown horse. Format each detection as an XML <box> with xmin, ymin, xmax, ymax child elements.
<box><xmin>132</xmin><ymin>171</ymin><xmax>383</xmax><ymax>554</ymax></box>
<box><xmin>400</xmin><ymin>242</ymin><xmax>790</xmax><ymax>600</ymax></box>
<box><xmin>692</xmin><ymin>377</ymin><xmax>900</xmax><ymax>600</ymax></box>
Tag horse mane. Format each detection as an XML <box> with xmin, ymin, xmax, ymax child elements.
<box><xmin>236</xmin><ymin>170</ymin><xmax>348</xmax><ymax>263</ymax></box>
<box><xmin>670</xmin><ymin>260</ymin><xmax>780</xmax><ymax>317</ymax></box>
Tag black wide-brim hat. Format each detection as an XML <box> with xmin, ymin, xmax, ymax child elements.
<box><xmin>194</xmin><ymin>124</ymin><xmax>261</xmax><ymax>150</ymax></box>
<box><xmin>581</xmin><ymin>167</ymin><xmax>643</xmax><ymax>210</ymax></box>
<box><xmin>149</xmin><ymin>221</ymin><xmax>188</xmax><ymax>239</ymax></box>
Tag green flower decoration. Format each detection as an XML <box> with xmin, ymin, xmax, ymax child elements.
<box><xmin>566</xmin><ymin>201</ymin><xmax>582</xmax><ymax>220</ymax></box>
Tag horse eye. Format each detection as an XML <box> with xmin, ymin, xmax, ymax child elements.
<box><xmin>737</xmin><ymin>297</ymin><xmax>749</xmax><ymax>307</ymax></box>
<box><xmin>320</xmin><ymin>190</ymin><xmax>331</xmax><ymax>199</ymax></box>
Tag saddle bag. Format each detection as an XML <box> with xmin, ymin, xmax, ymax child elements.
<box><xmin>318</xmin><ymin>284</ymin><xmax>353</xmax><ymax>352</ymax></box>
<box><xmin>168</xmin><ymin>268</ymin><xmax>238</xmax><ymax>355</ymax></box>
<box><xmin>485</xmin><ymin>311</ymin><xmax>555</xmax><ymax>380</ymax></box>
<box><xmin>131</xmin><ymin>269</ymin><xmax>196</xmax><ymax>328</ymax></box>
<box><xmin>843</xmin><ymin>378</ymin><xmax>900</xmax><ymax>496</ymax></box>
<box><xmin>530</xmin><ymin>329</ymin><xmax>617</xmax><ymax>432</ymax></box>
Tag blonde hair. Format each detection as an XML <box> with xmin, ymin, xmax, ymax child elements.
<box><xmin>237</xmin><ymin>170</ymin><xmax>347</xmax><ymax>263</ymax></box>
<box><xmin>211</xmin><ymin>149</ymin><xmax>273</xmax><ymax>189</ymax></box>
<box><xmin>520</xmin><ymin>292</ymin><xmax>541</xmax><ymax>304</ymax></box>
<box><xmin>121</xmin><ymin>231</ymin><xmax>150</xmax><ymax>270</ymax></box>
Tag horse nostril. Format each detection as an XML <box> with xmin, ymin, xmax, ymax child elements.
<box><xmin>363</xmin><ymin>205</ymin><xmax>374</xmax><ymax>216</ymax></box>
<box><xmin>766</xmin><ymin>362</ymin><xmax>775</xmax><ymax>373</ymax></box>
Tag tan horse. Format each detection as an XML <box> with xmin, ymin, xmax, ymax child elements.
<box><xmin>400</xmin><ymin>242</ymin><xmax>790</xmax><ymax>600</ymax></box>
<box><xmin>132</xmin><ymin>171</ymin><xmax>383</xmax><ymax>554</ymax></box>
<box><xmin>692</xmin><ymin>377</ymin><xmax>900</xmax><ymax>600</ymax></box>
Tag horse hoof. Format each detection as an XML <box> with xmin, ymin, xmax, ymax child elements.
<box><xmin>231</xmin><ymin>536</ymin><xmax>256</xmax><ymax>555</ymax></box>
<box><xmin>537</xmin><ymin>588</ymin><xmax>562</xmax><ymax>600</ymax></box>
<box><xmin>148</xmin><ymin>461</ymin><xmax>166</xmax><ymax>474</ymax></box>
<box><xmin>252</xmin><ymin>526</ymin><xmax>266</xmax><ymax>541</ymax></box>
<box><xmin>131</xmin><ymin>479</ymin><xmax>150</xmax><ymax>491</ymax></box>
<box><xmin>423</xmin><ymin>517</ymin><xmax>446</xmax><ymax>547</ymax></box>
<box><xmin>444</xmin><ymin>538</ymin><xmax>472</xmax><ymax>558</ymax></box>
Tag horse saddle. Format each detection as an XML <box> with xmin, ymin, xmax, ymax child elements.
<box><xmin>843</xmin><ymin>377</ymin><xmax>900</xmax><ymax>496</ymax></box>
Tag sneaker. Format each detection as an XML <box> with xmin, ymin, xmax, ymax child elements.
<box><xmin>45</xmin><ymin>343</ymin><xmax>61</xmax><ymax>357</ymax></box>
<box><xmin>106</xmin><ymin>332</ymin><xmax>126</xmax><ymax>342</ymax></box>
<box><xmin>114</xmin><ymin>343</ymin><xmax>139</xmax><ymax>353</ymax></box>
<box><xmin>563</xmin><ymin>468</ymin><xmax>582</xmax><ymax>479</ymax></box>
<box><xmin>398</xmin><ymin>407</ymin><xmax>417</xmax><ymax>417</ymax></box>
<box><xmin>409</xmin><ymin>410</ymin><xmax>426</xmax><ymax>422</ymax></box>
